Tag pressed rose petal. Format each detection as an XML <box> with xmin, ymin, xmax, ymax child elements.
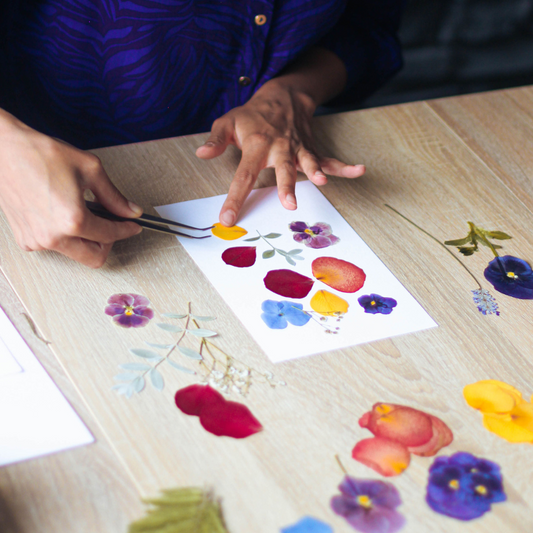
<box><xmin>175</xmin><ymin>384</ymin><xmax>224</xmax><ymax>416</ymax></box>
<box><xmin>200</xmin><ymin>399</ymin><xmax>263</xmax><ymax>439</ymax></box>
<box><xmin>211</xmin><ymin>222</ymin><xmax>248</xmax><ymax>240</ymax></box>
<box><xmin>463</xmin><ymin>380</ymin><xmax>523</xmax><ymax>414</ymax></box>
<box><xmin>310</xmin><ymin>290</ymin><xmax>349</xmax><ymax>316</ymax></box>
<box><xmin>107</xmin><ymin>293</ymin><xmax>135</xmax><ymax>307</ymax></box>
<box><xmin>312</xmin><ymin>257</ymin><xmax>366</xmax><ymax>293</ymax></box>
<box><xmin>221</xmin><ymin>246</ymin><xmax>257</xmax><ymax>268</ymax></box>
<box><xmin>407</xmin><ymin>415</ymin><xmax>453</xmax><ymax>457</ymax></box>
<box><xmin>352</xmin><ymin>437</ymin><xmax>411</xmax><ymax>477</ymax></box>
<box><xmin>359</xmin><ymin>403</ymin><xmax>433</xmax><ymax>447</ymax></box>
<box><xmin>264</xmin><ymin>269</ymin><xmax>314</xmax><ymax>298</ymax></box>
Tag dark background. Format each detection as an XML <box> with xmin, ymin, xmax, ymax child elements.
<box><xmin>362</xmin><ymin>0</ymin><xmax>533</xmax><ymax>108</ymax></box>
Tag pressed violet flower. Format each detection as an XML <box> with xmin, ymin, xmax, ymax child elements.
<box><xmin>281</xmin><ymin>516</ymin><xmax>333</xmax><ymax>533</ymax></box>
<box><xmin>105</xmin><ymin>293</ymin><xmax>154</xmax><ymax>328</ymax></box>
<box><xmin>471</xmin><ymin>289</ymin><xmax>500</xmax><ymax>316</ymax></box>
<box><xmin>358</xmin><ymin>294</ymin><xmax>397</xmax><ymax>315</ymax></box>
<box><xmin>484</xmin><ymin>255</ymin><xmax>533</xmax><ymax>299</ymax></box>
<box><xmin>261</xmin><ymin>300</ymin><xmax>311</xmax><ymax>329</ymax></box>
<box><xmin>426</xmin><ymin>452</ymin><xmax>506</xmax><ymax>520</ymax></box>
<box><xmin>289</xmin><ymin>221</ymin><xmax>339</xmax><ymax>249</ymax></box>
<box><xmin>331</xmin><ymin>476</ymin><xmax>405</xmax><ymax>533</ymax></box>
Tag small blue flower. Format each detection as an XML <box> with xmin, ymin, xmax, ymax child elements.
<box><xmin>261</xmin><ymin>300</ymin><xmax>311</xmax><ymax>329</ymax></box>
<box><xmin>281</xmin><ymin>516</ymin><xmax>333</xmax><ymax>533</ymax></box>
<box><xmin>471</xmin><ymin>289</ymin><xmax>500</xmax><ymax>316</ymax></box>
<box><xmin>426</xmin><ymin>452</ymin><xmax>506</xmax><ymax>521</ymax></box>
<box><xmin>358</xmin><ymin>294</ymin><xmax>398</xmax><ymax>315</ymax></box>
<box><xmin>484</xmin><ymin>255</ymin><xmax>533</xmax><ymax>299</ymax></box>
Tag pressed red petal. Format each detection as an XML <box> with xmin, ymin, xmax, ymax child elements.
<box><xmin>408</xmin><ymin>415</ymin><xmax>453</xmax><ymax>456</ymax></box>
<box><xmin>174</xmin><ymin>384</ymin><xmax>225</xmax><ymax>416</ymax></box>
<box><xmin>264</xmin><ymin>269</ymin><xmax>315</xmax><ymax>298</ymax></box>
<box><xmin>352</xmin><ymin>437</ymin><xmax>411</xmax><ymax>477</ymax></box>
<box><xmin>199</xmin><ymin>399</ymin><xmax>263</xmax><ymax>439</ymax></box>
<box><xmin>221</xmin><ymin>246</ymin><xmax>257</xmax><ymax>268</ymax></box>
<box><xmin>360</xmin><ymin>403</ymin><xmax>433</xmax><ymax>447</ymax></box>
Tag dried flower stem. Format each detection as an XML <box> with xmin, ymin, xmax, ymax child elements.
<box><xmin>335</xmin><ymin>454</ymin><xmax>349</xmax><ymax>476</ymax></box>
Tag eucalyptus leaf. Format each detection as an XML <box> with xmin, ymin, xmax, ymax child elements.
<box><xmin>114</xmin><ymin>372</ymin><xmax>139</xmax><ymax>381</ymax></box>
<box><xmin>133</xmin><ymin>376</ymin><xmax>145</xmax><ymax>393</ymax></box>
<box><xmin>190</xmin><ymin>315</ymin><xmax>216</xmax><ymax>321</ymax></box>
<box><xmin>288</xmin><ymin>249</ymin><xmax>303</xmax><ymax>255</ymax></box>
<box><xmin>167</xmin><ymin>360</ymin><xmax>196</xmax><ymax>374</ymax></box>
<box><xmin>178</xmin><ymin>346</ymin><xmax>203</xmax><ymax>360</ymax></box>
<box><xmin>264</xmin><ymin>233</ymin><xmax>281</xmax><ymax>239</ymax></box>
<box><xmin>111</xmin><ymin>384</ymin><xmax>130</xmax><ymax>392</ymax></box>
<box><xmin>119</xmin><ymin>363</ymin><xmax>151</xmax><ymax>371</ymax></box>
<box><xmin>149</xmin><ymin>368</ymin><xmax>164</xmax><ymax>391</ymax></box>
<box><xmin>262</xmin><ymin>249</ymin><xmax>275</xmax><ymax>259</ymax></box>
<box><xmin>161</xmin><ymin>313</ymin><xmax>187</xmax><ymax>319</ymax></box>
<box><xmin>145</xmin><ymin>342</ymin><xmax>174</xmax><ymax>350</ymax></box>
<box><xmin>244</xmin><ymin>236</ymin><xmax>260</xmax><ymax>242</ymax></box>
<box><xmin>125</xmin><ymin>385</ymin><xmax>134</xmax><ymax>399</ymax></box>
<box><xmin>156</xmin><ymin>323</ymin><xmax>183</xmax><ymax>333</ymax></box>
<box><xmin>285</xmin><ymin>256</ymin><xmax>296</xmax><ymax>266</ymax></box>
<box><xmin>130</xmin><ymin>348</ymin><xmax>162</xmax><ymax>360</ymax></box>
<box><xmin>292</xmin><ymin>255</ymin><xmax>304</xmax><ymax>261</ymax></box>
<box><xmin>187</xmin><ymin>329</ymin><xmax>217</xmax><ymax>338</ymax></box>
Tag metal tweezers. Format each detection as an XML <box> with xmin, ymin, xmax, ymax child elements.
<box><xmin>86</xmin><ymin>200</ymin><xmax>213</xmax><ymax>239</ymax></box>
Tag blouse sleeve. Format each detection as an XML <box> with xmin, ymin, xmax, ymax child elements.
<box><xmin>317</xmin><ymin>0</ymin><xmax>407</xmax><ymax>106</ymax></box>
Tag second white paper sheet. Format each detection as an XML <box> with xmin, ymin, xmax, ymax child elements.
<box><xmin>156</xmin><ymin>182</ymin><xmax>436</xmax><ymax>363</ymax></box>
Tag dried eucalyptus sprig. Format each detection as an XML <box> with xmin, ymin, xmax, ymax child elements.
<box><xmin>445</xmin><ymin>222</ymin><xmax>512</xmax><ymax>256</ymax></box>
<box><xmin>245</xmin><ymin>230</ymin><xmax>304</xmax><ymax>265</ymax></box>
<box><xmin>385</xmin><ymin>205</ymin><xmax>500</xmax><ymax>316</ymax></box>
<box><xmin>128</xmin><ymin>487</ymin><xmax>229</xmax><ymax>533</ymax></box>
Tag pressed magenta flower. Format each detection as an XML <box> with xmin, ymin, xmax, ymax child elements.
<box><xmin>105</xmin><ymin>293</ymin><xmax>154</xmax><ymax>328</ymax></box>
<box><xmin>289</xmin><ymin>221</ymin><xmax>340</xmax><ymax>249</ymax></box>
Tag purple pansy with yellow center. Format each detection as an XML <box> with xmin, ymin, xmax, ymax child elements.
<box><xmin>331</xmin><ymin>476</ymin><xmax>405</xmax><ymax>533</ymax></box>
<box><xmin>484</xmin><ymin>255</ymin><xmax>533</xmax><ymax>299</ymax></box>
<box><xmin>289</xmin><ymin>221</ymin><xmax>340</xmax><ymax>249</ymax></box>
<box><xmin>105</xmin><ymin>293</ymin><xmax>154</xmax><ymax>328</ymax></box>
<box><xmin>426</xmin><ymin>452</ymin><xmax>506</xmax><ymax>520</ymax></box>
<box><xmin>358</xmin><ymin>294</ymin><xmax>397</xmax><ymax>315</ymax></box>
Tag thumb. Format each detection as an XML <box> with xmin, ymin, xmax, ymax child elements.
<box><xmin>84</xmin><ymin>160</ymin><xmax>143</xmax><ymax>218</ymax></box>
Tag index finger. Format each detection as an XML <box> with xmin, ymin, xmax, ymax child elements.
<box><xmin>72</xmin><ymin>211</ymin><xmax>143</xmax><ymax>244</ymax></box>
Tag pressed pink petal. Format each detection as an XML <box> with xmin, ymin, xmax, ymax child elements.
<box><xmin>310</xmin><ymin>222</ymin><xmax>332</xmax><ymax>237</ymax></box>
<box><xmin>105</xmin><ymin>304</ymin><xmax>125</xmax><ymax>317</ymax></box>
<box><xmin>307</xmin><ymin>235</ymin><xmax>334</xmax><ymax>249</ymax></box>
<box><xmin>133</xmin><ymin>306</ymin><xmax>155</xmax><ymax>319</ymax></box>
<box><xmin>360</xmin><ymin>403</ymin><xmax>433</xmax><ymax>447</ymax></box>
<box><xmin>175</xmin><ymin>384</ymin><xmax>225</xmax><ymax>416</ymax></box>
<box><xmin>200</xmin><ymin>399</ymin><xmax>263</xmax><ymax>439</ymax></box>
<box><xmin>131</xmin><ymin>294</ymin><xmax>150</xmax><ymax>307</ymax></box>
<box><xmin>113</xmin><ymin>313</ymin><xmax>150</xmax><ymax>328</ymax></box>
<box><xmin>352</xmin><ymin>437</ymin><xmax>411</xmax><ymax>477</ymax></box>
<box><xmin>107</xmin><ymin>293</ymin><xmax>134</xmax><ymax>306</ymax></box>
<box><xmin>327</xmin><ymin>234</ymin><xmax>340</xmax><ymax>246</ymax></box>
<box><xmin>407</xmin><ymin>415</ymin><xmax>453</xmax><ymax>456</ymax></box>
<box><xmin>293</xmin><ymin>233</ymin><xmax>311</xmax><ymax>243</ymax></box>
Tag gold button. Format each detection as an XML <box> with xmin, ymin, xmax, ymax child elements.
<box><xmin>254</xmin><ymin>14</ymin><xmax>267</xmax><ymax>26</ymax></box>
<box><xmin>238</xmin><ymin>76</ymin><xmax>251</xmax><ymax>87</ymax></box>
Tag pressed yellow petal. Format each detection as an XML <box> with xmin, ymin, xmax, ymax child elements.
<box><xmin>211</xmin><ymin>223</ymin><xmax>248</xmax><ymax>240</ymax></box>
<box><xmin>482</xmin><ymin>413</ymin><xmax>533</xmax><ymax>443</ymax></box>
<box><xmin>310</xmin><ymin>290</ymin><xmax>349</xmax><ymax>316</ymax></box>
<box><xmin>463</xmin><ymin>380</ymin><xmax>522</xmax><ymax>414</ymax></box>
<box><xmin>510</xmin><ymin>401</ymin><xmax>533</xmax><ymax>432</ymax></box>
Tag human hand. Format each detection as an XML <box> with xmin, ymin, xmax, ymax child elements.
<box><xmin>0</xmin><ymin>110</ymin><xmax>143</xmax><ymax>268</ymax></box>
<box><xmin>196</xmin><ymin>78</ymin><xmax>365</xmax><ymax>226</ymax></box>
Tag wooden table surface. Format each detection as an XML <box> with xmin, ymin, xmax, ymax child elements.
<box><xmin>1</xmin><ymin>86</ymin><xmax>533</xmax><ymax>533</ymax></box>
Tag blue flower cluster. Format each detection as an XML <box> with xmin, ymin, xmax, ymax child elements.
<box><xmin>261</xmin><ymin>300</ymin><xmax>311</xmax><ymax>329</ymax></box>
<box><xmin>426</xmin><ymin>452</ymin><xmax>506</xmax><ymax>520</ymax></box>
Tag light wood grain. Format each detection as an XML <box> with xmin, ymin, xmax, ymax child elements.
<box><xmin>1</xmin><ymin>92</ymin><xmax>533</xmax><ymax>532</ymax></box>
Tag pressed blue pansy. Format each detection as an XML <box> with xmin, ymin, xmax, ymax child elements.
<box><xmin>289</xmin><ymin>221</ymin><xmax>340</xmax><ymax>249</ymax></box>
<box><xmin>484</xmin><ymin>255</ymin><xmax>533</xmax><ymax>299</ymax></box>
<box><xmin>426</xmin><ymin>452</ymin><xmax>506</xmax><ymax>521</ymax></box>
<box><xmin>358</xmin><ymin>294</ymin><xmax>397</xmax><ymax>315</ymax></box>
<box><xmin>261</xmin><ymin>300</ymin><xmax>311</xmax><ymax>329</ymax></box>
<box><xmin>281</xmin><ymin>516</ymin><xmax>333</xmax><ymax>533</ymax></box>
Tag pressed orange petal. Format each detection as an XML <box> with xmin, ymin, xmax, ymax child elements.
<box><xmin>482</xmin><ymin>413</ymin><xmax>533</xmax><ymax>443</ymax></box>
<box><xmin>211</xmin><ymin>222</ymin><xmax>248</xmax><ymax>240</ymax></box>
<box><xmin>311</xmin><ymin>257</ymin><xmax>366</xmax><ymax>293</ymax></box>
<box><xmin>352</xmin><ymin>437</ymin><xmax>410</xmax><ymax>477</ymax></box>
<box><xmin>408</xmin><ymin>415</ymin><xmax>453</xmax><ymax>457</ymax></box>
<box><xmin>463</xmin><ymin>380</ymin><xmax>522</xmax><ymax>414</ymax></box>
<box><xmin>509</xmin><ymin>401</ymin><xmax>533</xmax><ymax>432</ymax></box>
<box><xmin>309</xmin><ymin>290</ymin><xmax>349</xmax><ymax>316</ymax></box>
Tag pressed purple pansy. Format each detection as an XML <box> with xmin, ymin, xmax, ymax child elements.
<box><xmin>331</xmin><ymin>476</ymin><xmax>405</xmax><ymax>533</ymax></box>
<box><xmin>105</xmin><ymin>293</ymin><xmax>154</xmax><ymax>328</ymax></box>
<box><xmin>289</xmin><ymin>221</ymin><xmax>340</xmax><ymax>249</ymax></box>
<box><xmin>358</xmin><ymin>294</ymin><xmax>398</xmax><ymax>315</ymax></box>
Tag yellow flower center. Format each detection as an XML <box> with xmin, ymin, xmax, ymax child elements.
<box><xmin>475</xmin><ymin>485</ymin><xmax>488</xmax><ymax>496</ymax></box>
<box><xmin>507</xmin><ymin>271</ymin><xmax>518</xmax><ymax>279</ymax></box>
<box><xmin>124</xmin><ymin>306</ymin><xmax>134</xmax><ymax>316</ymax></box>
<box><xmin>370</xmin><ymin>301</ymin><xmax>376</xmax><ymax>305</ymax></box>
<box><xmin>356</xmin><ymin>495</ymin><xmax>372</xmax><ymax>508</ymax></box>
<box><xmin>449</xmin><ymin>479</ymin><xmax>460</xmax><ymax>490</ymax></box>
<box><xmin>471</xmin><ymin>468</ymin><xmax>478</xmax><ymax>473</ymax></box>
<box><xmin>304</xmin><ymin>228</ymin><xmax>316</xmax><ymax>236</ymax></box>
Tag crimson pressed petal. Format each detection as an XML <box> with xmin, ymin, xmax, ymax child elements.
<box><xmin>407</xmin><ymin>415</ymin><xmax>453</xmax><ymax>457</ymax></box>
<box><xmin>359</xmin><ymin>403</ymin><xmax>433</xmax><ymax>447</ymax></box>
<box><xmin>352</xmin><ymin>437</ymin><xmax>411</xmax><ymax>477</ymax></box>
<box><xmin>264</xmin><ymin>269</ymin><xmax>315</xmax><ymax>298</ymax></box>
<box><xmin>221</xmin><ymin>246</ymin><xmax>257</xmax><ymax>268</ymax></box>
<box><xmin>199</xmin><ymin>399</ymin><xmax>263</xmax><ymax>439</ymax></box>
<box><xmin>174</xmin><ymin>384</ymin><xmax>224</xmax><ymax>416</ymax></box>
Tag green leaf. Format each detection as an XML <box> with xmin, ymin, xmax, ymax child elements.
<box><xmin>244</xmin><ymin>236</ymin><xmax>260</xmax><ymax>242</ymax></box>
<box><xmin>178</xmin><ymin>346</ymin><xmax>203</xmax><ymax>360</ymax></box>
<box><xmin>149</xmin><ymin>368</ymin><xmax>164</xmax><ymax>391</ymax></box>
<box><xmin>161</xmin><ymin>313</ymin><xmax>187</xmax><ymax>319</ymax></box>
<box><xmin>130</xmin><ymin>348</ymin><xmax>163</xmax><ymax>360</ymax></box>
<box><xmin>190</xmin><ymin>315</ymin><xmax>216</xmax><ymax>322</ymax></box>
<box><xmin>133</xmin><ymin>376</ymin><xmax>145</xmax><ymax>393</ymax></box>
<box><xmin>288</xmin><ymin>249</ymin><xmax>303</xmax><ymax>255</ymax></box>
<box><xmin>263</xmin><ymin>233</ymin><xmax>281</xmax><ymax>239</ymax></box>
<box><xmin>111</xmin><ymin>384</ymin><xmax>130</xmax><ymax>393</ymax></box>
<box><xmin>444</xmin><ymin>237</ymin><xmax>471</xmax><ymax>246</ymax></box>
<box><xmin>124</xmin><ymin>385</ymin><xmax>134</xmax><ymax>399</ymax></box>
<box><xmin>292</xmin><ymin>255</ymin><xmax>304</xmax><ymax>261</ymax></box>
<box><xmin>114</xmin><ymin>372</ymin><xmax>139</xmax><ymax>381</ymax></box>
<box><xmin>167</xmin><ymin>360</ymin><xmax>196</xmax><ymax>374</ymax></box>
<box><xmin>119</xmin><ymin>363</ymin><xmax>151</xmax><ymax>371</ymax></box>
<box><xmin>156</xmin><ymin>323</ymin><xmax>183</xmax><ymax>333</ymax></box>
<box><xmin>187</xmin><ymin>329</ymin><xmax>217</xmax><ymax>338</ymax></box>
<box><xmin>285</xmin><ymin>256</ymin><xmax>296</xmax><ymax>266</ymax></box>
<box><xmin>486</xmin><ymin>231</ymin><xmax>512</xmax><ymax>240</ymax></box>
<box><xmin>262</xmin><ymin>249</ymin><xmax>275</xmax><ymax>259</ymax></box>
<box><xmin>145</xmin><ymin>342</ymin><xmax>174</xmax><ymax>350</ymax></box>
<box><xmin>458</xmin><ymin>246</ymin><xmax>476</xmax><ymax>256</ymax></box>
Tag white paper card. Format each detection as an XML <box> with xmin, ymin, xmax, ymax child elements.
<box><xmin>156</xmin><ymin>182</ymin><xmax>437</xmax><ymax>363</ymax></box>
<box><xmin>0</xmin><ymin>307</ymin><xmax>94</xmax><ymax>467</ymax></box>
<box><xmin>0</xmin><ymin>337</ymin><xmax>22</xmax><ymax>378</ymax></box>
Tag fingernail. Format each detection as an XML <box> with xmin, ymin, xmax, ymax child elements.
<box><xmin>221</xmin><ymin>210</ymin><xmax>235</xmax><ymax>226</ymax></box>
<box><xmin>128</xmin><ymin>201</ymin><xmax>143</xmax><ymax>216</ymax></box>
<box><xmin>286</xmin><ymin>193</ymin><xmax>297</xmax><ymax>207</ymax></box>
<box><xmin>204</xmin><ymin>141</ymin><xmax>215</xmax><ymax>147</ymax></box>
<box><xmin>314</xmin><ymin>171</ymin><xmax>327</xmax><ymax>179</ymax></box>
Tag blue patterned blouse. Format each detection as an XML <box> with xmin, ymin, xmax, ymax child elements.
<box><xmin>0</xmin><ymin>1</ymin><xmax>405</xmax><ymax>149</ymax></box>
